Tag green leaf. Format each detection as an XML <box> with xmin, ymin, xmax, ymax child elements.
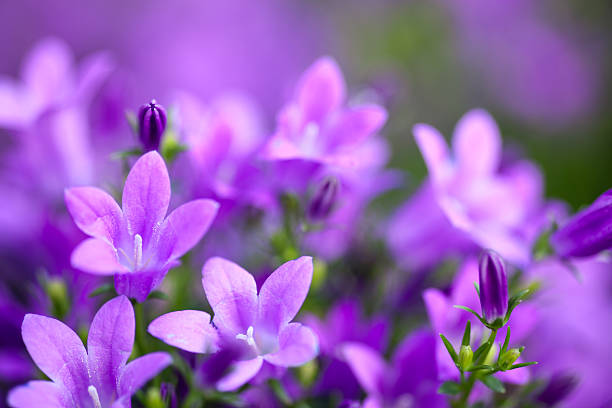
<box><xmin>148</xmin><ymin>290</ymin><xmax>169</xmax><ymax>301</ymax></box>
<box><xmin>480</xmin><ymin>375</ymin><xmax>506</xmax><ymax>393</ymax></box>
<box><xmin>438</xmin><ymin>381</ymin><xmax>461</xmax><ymax>395</ymax></box>
<box><xmin>509</xmin><ymin>362</ymin><xmax>538</xmax><ymax>370</ymax></box>
<box><xmin>111</xmin><ymin>147</ymin><xmax>143</xmax><ymax>160</ymax></box>
<box><xmin>473</xmin><ymin>340</ymin><xmax>489</xmax><ymax>362</ymax></box>
<box><xmin>89</xmin><ymin>283</ymin><xmax>116</xmax><ymax>298</ymax></box>
<box><xmin>473</xmin><ymin>282</ymin><xmax>480</xmax><ymax>297</ymax></box>
<box><xmin>453</xmin><ymin>305</ymin><xmax>488</xmax><ymax>326</ymax></box>
<box><xmin>462</xmin><ymin>320</ymin><xmax>471</xmax><ymax>346</ymax></box>
<box><xmin>439</xmin><ymin>334</ymin><xmax>458</xmax><ymax>363</ymax></box>
<box><xmin>501</xmin><ymin>327</ymin><xmax>511</xmax><ymax>355</ymax></box>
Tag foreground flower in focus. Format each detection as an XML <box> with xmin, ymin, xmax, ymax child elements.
<box><xmin>7</xmin><ymin>296</ymin><xmax>171</xmax><ymax>408</ymax></box>
<box><xmin>551</xmin><ymin>188</ymin><xmax>612</xmax><ymax>259</ymax></box>
<box><xmin>149</xmin><ymin>256</ymin><xmax>319</xmax><ymax>391</ymax></box>
<box><xmin>65</xmin><ymin>151</ymin><xmax>219</xmax><ymax>301</ymax></box>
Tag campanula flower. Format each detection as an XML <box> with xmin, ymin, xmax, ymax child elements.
<box><xmin>478</xmin><ymin>250</ymin><xmax>508</xmax><ymax>325</ymax></box>
<box><xmin>138</xmin><ymin>100</ymin><xmax>166</xmax><ymax>151</ymax></box>
<box><xmin>551</xmin><ymin>188</ymin><xmax>612</xmax><ymax>259</ymax></box>
<box><xmin>341</xmin><ymin>330</ymin><xmax>446</xmax><ymax>408</ymax></box>
<box><xmin>148</xmin><ymin>256</ymin><xmax>319</xmax><ymax>391</ymax></box>
<box><xmin>65</xmin><ymin>151</ymin><xmax>219</xmax><ymax>301</ymax></box>
<box><xmin>7</xmin><ymin>296</ymin><xmax>171</xmax><ymax>408</ymax></box>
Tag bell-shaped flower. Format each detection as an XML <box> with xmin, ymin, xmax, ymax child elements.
<box><xmin>478</xmin><ymin>250</ymin><xmax>508</xmax><ymax>324</ymax></box>
<box><xmin>65</xmin><ymin>151</ymin><xmax>219</xmax><ymax>301</ymax></box>
<box><xmin>7</xmin><ymin>296</ymin><xmax>171</xmax><ymax>408</ymax></box>
<box><xmin>138</xmin><ymin>99</ymin><xmax>167</xmax><ymax>151</ymax></box>
<box><xmin>148</xmin><ymin>256</ymin><xmax>319</xmax><ymax>391</ymax></box>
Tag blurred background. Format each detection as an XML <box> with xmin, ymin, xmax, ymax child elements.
<box><xmin>1</xmin><ymin>0</ymin><xmax>610</xmax><ymax>209</ymax></box>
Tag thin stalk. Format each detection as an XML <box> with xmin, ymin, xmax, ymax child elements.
<box><xmin>134</xmin><ymin>301</ymin><xmax>148</xmax><ymax>355</ymax></box>
<box><xmin>457</xmin><ymin>328</ymin><xmax>498</xmax><ymax>407</ymax></box>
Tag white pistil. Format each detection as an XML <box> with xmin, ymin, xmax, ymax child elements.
<box><xmin>88</xmin><ymin>385</ymin><xmax>102</xmax><ymax>408</ymax></box>
<box><xmin>133</xmin><ymin>233</ymin><xmax>143</xmax><ymax>270</ymax></box>
<box><xmin>236</xmin><ymin>325</ymin><xmax>257</xmax><ymax>348</ymax></box>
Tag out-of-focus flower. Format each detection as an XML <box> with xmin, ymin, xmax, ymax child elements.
<box><xmin>341</xmin><ymin>330</ymin><xmax>446</xmax><ymax>408</ymax></box>
<box><xmin>551</xmin><ymin>188</ymin><xmax>612</xmax><ymax>259</ymax></box>
<box><xmin>262</xmin><ymin>57</ymin><xmax>387</xmax><ymax>171</ymax></box>
<box><xmin>65</xmin><ymin>151</ymin><xmax>219</xmax><ymax>301</ymax></box>
<box><xmin>138</xmin><ymin>99</ymin><xmax>166</xmax><ymax>151</ymax></box>
<box><xmin>308</xmin><ymin>176</ymin><xmax>340</xmax><ymax>221</ymax></box>
<box><xmin>478</xmin><ymin>250</ymin><xmax>508</xmax><ymax>325</ymax></box>
<box><xmin>148</xmin><ymin>256</ymin><xmax>318</xmax><ymax>391</ymax></box>
<box><xmin>304</xmin><ymin>299</ymin><xmax>389</xmax><ymax>398</ymax></box>
<box><xmin>388</xmin><ymin>109</ymin><xmax>549</xmax><ymax>269</ymax></box>
<box><xmin>7</xmin><ymin>296</ymin><xmax>171</xmax><ymax>408</ymax></box>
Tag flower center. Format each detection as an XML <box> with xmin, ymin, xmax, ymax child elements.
<box><xmin>118</xmin><ymin>233</ymin><xmax>150</xmax><ymax>271</ymax></box>
<box><xmin>236</xmin><ymin>325</ymin><xmax>258</xmax><ymax>351</ymax></box>
<box><xmin>88</xmin><ymin>385</ymin><xmax>102</xmax><ymax>408</ymax></box>
<box><xmin>300</xmin><ymin>122</ymin><xmax>320</xmax><ymax>156</ymax></box>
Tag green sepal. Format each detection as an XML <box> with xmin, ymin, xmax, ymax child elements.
<box><xmin>148</xmin><ymin>290</ymin><xmax>169</xmax><ymax>301</ymax></box>
<box><xmin>509</xmin><ymin>362</ymin><xmax>538</xmax><ymax>370</ymax></box>
<box><xmin>453</xmin><ymin>305</ymin><xmax>488</xmax><ymax>327</ymax></box>
<box><xmin>111</xmin><ymin>147</ymin><xmax>143</xmax><ymax>160</ymax></box>
<box><xmin>461</xmin><ymin>320</ymin><xmax>471</xmax><ymax>346</ymax></box>
<box><xmin>480</xmin><ymin>375</ymin><xmax>506</xmax><ymax>393</ymax></box>
<box><xmin>438</xmin><ymin>381</ymin><xmax>461</xmax><ymax>395</ymax></box>
<box><xmin>89</xmin><ymin>283</ymin><xmax>116</xmax><ymax>298</ymax></box>
<box><xmin>439</xmin><ymin>334</ymin><xmax>458</xmax><ymax>363</ymax></box>
<box><xmin>466</xmin><ymin>364</ymin><xmax>493</xmax><ymax>372</ymax></box>
<box><xmin>501</xmin><ymin>327</ymin><xmax>511</xmax><ymax>355</ymax></box>
<box><xmin>473</xmin><ymin>282</ymin><xmax>480</xmax><ymax>297</ymax></box>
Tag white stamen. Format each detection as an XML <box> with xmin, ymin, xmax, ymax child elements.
<box><xmin>88</xmin><ymin>385</ymin><xmax>102</xmax><ymax>408</ymax></box>
<box><xmin>133</xmin><ymin>234</ymin><xmax>143</xmax><ymax>270</ymax></box>
<box><xmin>236</xmin><ymin>325</ymin><xmax>256</xmax><ymax>348</ymax></box>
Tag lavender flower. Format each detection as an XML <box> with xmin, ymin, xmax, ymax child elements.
<box><xmin>341</xmin><ymin>330</ymin><xmax>445</xmax><ymax>408</ymax></box>
<box><xmin>65</xmin><ymin>151</ymin><xmax>219</xmax><ymax>301</ymax></box>
<box><xmin>308</xmin><ymin>176</ymin><xmax>340</xmax><ymax>221</ymax></box>
<box><xmin>148</xmin><ymin>256</ymin><xmax>319</xmax><ymax>391</ymax></box>
<box><xmin>138</xmin><ymin>99</ymin><xmax>167</xmax><ymax>151</ymax></box>
<box><xmin>478</xmin><ymin>250</ymin><xmax>508</xmax><ymax>325</ymax></box>
<box><xmin>551</xmin><ymin>189</ymin><xmax>612</xmax><ymax>259</ymax></box>
<box><xmin>7</xmin><ymin>296</ymin><xmax>171</xmax><ymax>408</ymax></box>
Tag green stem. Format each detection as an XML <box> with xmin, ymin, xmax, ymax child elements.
<box><xmin>457</xmin><ymin>328</ymin><xmax>498</xmax><ymax>407</ymax></box>
<box><xmin>134</xmin><ymin>301</ymin><xmax>148</xmax><ymax>355</ymax></box>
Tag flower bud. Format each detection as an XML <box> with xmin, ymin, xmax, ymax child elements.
<box><xmin>498</xmin><ymin>347</ymin><xmax>523</xmax><ymax>371</ymax></box>
<box><xmin>138</xmin><ymin>99</ymin><xmax>167</xmax><ymax>151</ymax></box>
<box><xmin>459</xmin><ymin>345</ymin><xmax>473</xmax><ymax>371</ymax></box>
<box><xmin>551</xmin><ymin>189</ymin><xmax>612</xmax><ymax>258</ymax></box>
<box><xmin>478</xmin><ymin>250</ymin><xmax>508</xmax><ymax>325</ymax></box>
<box><xmin>308</xmin><ymin>176</ymin><xmax>340</xmax><ymax>220</ymax></box>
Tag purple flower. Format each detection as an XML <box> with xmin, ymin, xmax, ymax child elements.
<box><xmin>148</xmin><ymin>256</ymin><xmax>319</xmax><ymax>391</ymax></box>
<box><xmin>65</xmin><ymin>151</ymin><xmax>219</xmax><ymax>302</ymax></box>
<box><xmin>262</xmin><ymin>57</ymin><xmax>387</xmax><ymax>172</ymax></box>
<box><xmin>138</xmin><ymin>99</ymin><xmax>167</xmax><ymax>151</ymax></box>
<box><xmin>388</xmin><ymin>109</ymin><xmax>547</xmax><ymax>268</ymax></box>
<box><xmin>478</xmin><ymin>250</ymin><xmax>508</xmax><ymax>325</ymax></box>
<box><xmin>7</xmin><ymin>296</ymin><xmax>171</xmax><ymax>408</ymax></box>
<box><xmin>340</xmin><ymin>330</ymin><xmax>446</xmax><ymax>408</ymax></box>
<box><xmin>307</xmin><ymin>176</ymin><xmax>340</xmax><ymax>221</ymax></box>
<box><xmin>551</xmin><ymin>189</ymin><xmax>612</xmax><ymax>259</ymax></box>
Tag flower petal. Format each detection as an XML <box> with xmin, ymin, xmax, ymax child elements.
<box><xmin>122</xmin><ymin>151</ymin><xmax>170</xmax><ymax>244</ymax></box>
<box><xmin>296</xmin><ymin>57</ymin><xmax>346</xmax><ymax>125</ymax></box>
<box><xmin>215</xmin><ymin>357</ymin><xmax>263</xmax><ymax>392</ymax></box>
<box><xmin>413</xmin><ymin>123</ymin><xmax>451</xmax><ymax>184</ymax></box>
<box><xmin>114</xmin><ymin>267</ymin><xmax>172</xmax><ymax>303</ymax></box>
<box><xmin>340</xmin><ymin>342</ymin><xmax>387</xmax><ymax>395</ymax></box>
<box><xmin>71</xmin><ymin>238</ymin><xmax>126</xmax><ymax>275</ymax></box>
<box><xmin>64</xmin><ymin>187</ymin><xmax>122</xmax><ymax>244</ymax></box>
<box><xmin>88</xmin><ymin>296</ymin><xmax>134</xmax><ymax>400</ymax></box>
<box><xmin>21</xmin><ymin>314</ymin><xmax>89</xmax><ymax>403</ymax></box>
<box><xmin>327</xmin><ymin>105</ymin><xmax>387</xmax><ymax>149</ymax></box>
<box><xmin>258</xmin><ymin>256</ymin><xmax>313</xmax><ymax>333</ymax></box>
<box><xmin>7</xmin><ymin>381</ymin><xmax>66</xmax><ymax>408</ymax></box>
<box><xmin>452</xmin><ymin>109</ymin><xmax>501</xmax><ymax>176</ymax></box>
<box><xmin>202</xmin><ymin>257</ymin><xmax>258</xmax><ymax>335</ymax></box>
<box><xmin>263</xmin><ymin>323</ymin><xmax>318</xmax><ymax>367</ymax></box>
<box><xmin>157</xmin><ymin>199</ymin><xmax>219</xmax><ymax>262</ymax></box>
<box><xmin>118</xmin><ymin>352</ymin><xmax>172</xmax><ymax>397</ymax></box>
<box><xmin>148</xmin><ymin>310</ymin><xmax>219</xmax><ymax>353</ymax></box>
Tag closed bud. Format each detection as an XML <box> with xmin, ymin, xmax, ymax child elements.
<box><xmin>551</xmin><ymin>189</ymin><xmax>612</xmax><ymax>258</ymax></box>
<box><xmin>499</xmin><ymin>347</ymin><xmax>522</xmax><ymax>371</ymax></box>
<box><xmin>308</xmin><ymin>176</ymin><xmax>340</xmax><ymax>220</ymax></box>
<box><xmin>138</xmin><ymin>99</ymin><xmax>167</xmax><ymax>151</ymax></box>
<box><xmin>459</xmin><ymin>345</ymin><xmax>473</xmax><ymax>371</ymax></box>
<box><xmin>478</xmin><ymin>250</ymin><xmax>508</xmax><ymax>326</ymax></box>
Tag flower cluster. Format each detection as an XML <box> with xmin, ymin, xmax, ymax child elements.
<box><xmin>1</xmin><ymin>36</ymin><xmax>611</xmax><ymax>408</ymax></box>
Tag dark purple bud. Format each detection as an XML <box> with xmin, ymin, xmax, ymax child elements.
<box><xmin>138</xmin><ymin>99</ymin><xmax>167</xmax><ymax>151</ymax></box>
<box><xmin>308</xmin><ymin>176</ymin><xmax>340</xmax><ymax>220</ymax></box>
<box><xmin>478</xmin><ymin>250</ymin><xmax>508</xmax><ymax>324</ymax></box>
<box><xmin>536</xmin><ymin>372</ymin><xmax>578</xmax><ymax>406</ymax></box>
<box><xmin>551</xmin><ymin>189</ymin><xmax>612</xmax><ymax>259</ymax></box>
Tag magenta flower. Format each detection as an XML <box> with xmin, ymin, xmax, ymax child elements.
<box><xmin>148</xmin><ymin>256</ymin><xmax>319</xmax><ymax>391</ymax></box>
<box><xmin>65</xmin><ymin>151</ymin><xmax>219</xmax><ymax>302</ymax></box>
<box><xmin>262</xmin><ymin>57</ymin><xmax>387</xmax><ymax>171</ymax></box>
<box><xmin>7</xmin><ymin>296</ymin><xmax>171</xmax><ymax>408</ymax></box>
<box><xmin>341</xmin><ymin>330</ymin><xmax>446</xmax><ymax>408</ymax></box>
